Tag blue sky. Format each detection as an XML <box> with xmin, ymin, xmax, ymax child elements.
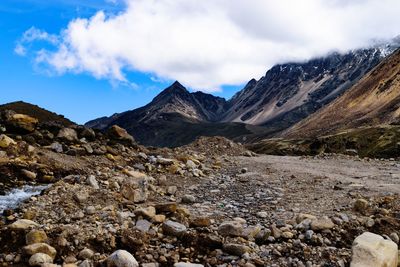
<box><xmin>0</xmin><ymin>0</ymin><xmax>243</xmax><ymax>124</ymax></box>
<box><xmin>2</xmin><ymin>0</ymin><xmax>399</xmax><ymax>124</ymax></box>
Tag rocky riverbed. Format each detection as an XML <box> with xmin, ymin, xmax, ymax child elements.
<box><xmin>0</xmin><ymin>110</ymin><xmax>399</xmax><ymax>266</ymax></box>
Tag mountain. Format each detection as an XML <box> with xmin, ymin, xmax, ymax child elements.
<box><xmin>87</xmin><ymin>43</ymin><xmax>399</xmax><ymax>147</ymax></box>
<box><xmin>221</xmin><ymin>46</ymin><xmax>397</xmax><ymax>136</ymax></box>
<box><xmin>85</xmin><ymin>82</ymin><xmax>251</xmax><ymax>147</ymax></box>
<box><xmin>0</xmin><ymin>101</ymin><xmax>74</xmax><ymax>126</ymax></box>
<box><xmin>283</xmin><ymin>48</ymin><xmax>400</xmax><ymax>138</ymax></box>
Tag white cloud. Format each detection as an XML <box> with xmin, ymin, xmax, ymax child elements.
<box><xmin>14</xmin><ymin>44</ymin><xmax>26</xmax><ymax>56</ymax></box>
<box><xmin>17</xmin><ymin>0</ymin><xmax>400</xmax><ymax>92</ymax></box>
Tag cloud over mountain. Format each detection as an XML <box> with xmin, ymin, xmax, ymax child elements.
<box><xmin>17</xmin><ymin>0</ymin><xmax>400</xmax><ymax>92</ymax></box>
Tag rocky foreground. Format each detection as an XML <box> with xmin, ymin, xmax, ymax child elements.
<box><xmin>0</xmin><ymin>110</ymin><xmax>399</xmax><ymax>267</ymax></box>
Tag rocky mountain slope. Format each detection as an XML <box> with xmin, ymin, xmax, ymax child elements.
<box><xmin>0</xmin><ymin>101</ymin><xmax>74</xmax><ymax>126</ymax></box>
<box><xmin>221</xmin><ymin>47</ymin><xmax>395</xmax><ymax>135</ymax></box>
<box><xmin>87</xmin><ymin>44</ymin><xmax>399</xmax><ymax>146</ymax></box>
<box><xmin>283</xmin><ymin>48</ymin><xmax>400</xmax><ymax>138</ymax></box>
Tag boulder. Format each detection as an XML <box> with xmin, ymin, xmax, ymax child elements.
<box><xmin>9</xmin><ymin>219</ymin><xmax>39</xmax><ymax>230</ymax></box>
<box><xmin>3</xmin><ymin>112</ymin><xmax>38</xmax><ymax>133</ymax></box>
<box><xmin>107</xmin><ymin>125</ymin><xmax>134</xmax><ymax>145</ymax></box>
<box><xmin>23</xmin><ymin>243</ymin><xmax>57</xmax><ymax>259</ymax></box>
<box><xmin>26</xmin><ymin>230</ymin><xmax>48</xmax><ymax>245</ymax></box>
<box><xmin>121</xmin><ymin>175</ymin><xmax>149</xmax><ymax>203</ymax></box>
<box><xmin>106</xmin><ymin>250</ymin><xmax>139</xmax><ymax>267</ymax></box>
<box><xmin>57</xmin><ymin>128</ymin><xmax>78</xmax><ymax>142</ymax></box>
<box><xmin>29</xmin><ymin>253</ymin><xmax>53</xmax><ymax>266</ymax></box>
<box><xmin>0</xmin><ymin>134</ymin><xmax>16</xmax><ymax>148</ymax></box>
<box><xmin>351</xmin><ymin>232</ymin><xmax>398</xmax><ymax>267</ymax></box>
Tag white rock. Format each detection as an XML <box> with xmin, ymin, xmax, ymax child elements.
<box><xmin>107</xmin><ymin>250</ymin><xmax>138</xmax><ymax>267</ymax></box>
<box><xmin>29</xmin><ymin>253</ymin><xmax>53</xmax><ymax>266</ymax></box>
<box><xmin>351</xmin><ymin>232</ymin><xmax>398</xmax><ymax>267</ymax></box>
<box><xmin>174</xmin><ymin>263</ymin><xmax>204</xmax><ymax>267</ymax></box>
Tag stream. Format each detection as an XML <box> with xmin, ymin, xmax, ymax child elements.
<box><xmin>0</xmin><ymin>185</ymin><xmax>48</xmax><ymax>214</ymax></box>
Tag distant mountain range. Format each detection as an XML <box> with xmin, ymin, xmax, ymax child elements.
<box><xmin>2</xmin><ymin>42</ymin><xmax>399</xmax><ymax>149</ymax></box>
<box><xmin>283</xmin><ymin>48</ymin><xmax>400</xmax><ymax>138</ymax></box>
<box><xmin>86</xmin><ymin>42</ymin><xmax>399</xmax><ymax>146</ymax></box>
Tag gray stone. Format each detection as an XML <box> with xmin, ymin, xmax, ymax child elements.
<box><xmin>218</xmin><ymin>221</ymin><xmax>243</xmax><ymax>237</ymax></box>
<box><xmin>87</xmin><ymin>175</ymin><xmax>99</xmax><ymax>189</ymax></box>
<box><xmin>162</xmin><ymin>220</ymin><xmax>187</xmax><ymax>237</ymax></box>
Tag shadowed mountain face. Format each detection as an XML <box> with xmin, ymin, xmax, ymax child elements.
<box><xmin>86</xmin><ymin>44</ymin><xmax>399</xmax><ymax>147</ymax></box>
<box><xmin>283</xmin><ymin>49</ymin><xmax>400</xmax><ymax>138</ymax></box>
<box><xmin>85</xmin><ymin>82</ymin><xmax>238</xmax><ymax>147</ymax></box>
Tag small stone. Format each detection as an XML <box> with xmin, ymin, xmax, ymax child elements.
<box><xmin>354</xmin><ymin>199</ymin><xmax>369</xmax><ymax>214</ymax></box>
<box><xmin>389</xmin><ymin>233</ymin><xmax>399</xmax><ymax>244</ymax></box>
<box><xmin>0</xmin><ymin>134</ymin><xmax>16</xmax><ymax>148</ymax></box>
<box><xmin>305</xmin><ymin>230</ymin><xmax>314</xmax><ymax>240</ymax></box>
<box><xmin>87</xmin><ymin>175</ymin><xmax>99</xmax><ymax>189</ymax></box>
<box><xmin>135</xmin><ymin>206</ymin><xmax>156</xmax><ymax>219</ymax></box>
<box><xmin>174</xmin><ymin>263</ymin><xmax>204</xmax><ymax>267</ymax></box>
<box><xmin>155</xmin><ymin>202</ymin><xmax>177</xmax><ymax>213</ymax></box>
<box><xmin>310</xmin><ymin>217</ymin><xmax>335</xmax><ymax>231</ymax></box>
<box><xmin>190</xmin><ymin>216</ymin><xmax>211</xmax><ymax>227</ymax></box>
<box><xmin>296</xmin><ymin>213</ymin><xmax>317</xmax><ymax>224</ymax></box>
<box><xmin>167</xmin><ymin>186</ymin><xmax>178</xmax><ymax>195</ymax></box>
<box><xmin>181</xmin><ymin>195</ymin><xmax>196</xmax><ymax>204</ymax></box>
<box><xmin>218</xmin><ymin>221</ymin><xmax>243</xmax><ymax>237</ymax></box>
<box><xmin>50</xmin><ymin>142</ymin><xmax>63</xmax><ymax>153</ymax></box>
<box><xmin>106</xmin><ymin>250</ymin><xmax>139</xmax><ymax>267</ymax></box>
<box><xmin>78</xmin><ymin>248</ymin><xmax>94</xmax><ymax>260</ymax></box>
<box><xmin>162</xmin><ymin>220</ymin><xmax>187</xmax><ymax>237</ymax></box>
<box><xmin>153</xmin><ymin>214</ymin><xmax>166</xmax><ymax>223</ymax></box>
<box><xmin>21</xmin><ymin>169</ymin><xmax>37</xmax><ymax>180</ymax></box>
<box><xmin>282</xmin><ymin>231</ymin><xmax>294</xmax><ymax>239</ymax></box>
<box><xmin>29</xmin><ymin>253</ymin><xmax>53</xmax><ymax>266</ymax></box>
<box><xmin>85</xmin><ymin>206</ymin><xmax>96</xmax><ymax>215</ymax></box>
<box><xmin>364</xmin><ymin>218</ymin><xmax>375</xmax><ymax>228</ymax></box>
<box><xmin>222</xmin><ymin>243</ymin><xmax>250</xmax><ymax>256</ymax></box>
<box><xmin>186</xmin><ymin>160</ymin><xmax>197</xmax><ymax>169</ymax></box>
<box><xmin>5</xmin><ymin>254</ymin><xmax>14</xmax><ymax>262</ymax></box>
<box><xmin>256</xmin><ymin>211</ymin><xmax>268</xmax><ymax>218</ymax></box>
<box><xmin>136</xmin><ymin>219</ymin><xmax>152</xmax><ymax>232</ymax></box>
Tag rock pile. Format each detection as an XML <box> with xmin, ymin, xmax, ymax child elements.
<box><xmin>0</xmin><ymin>111</ymin><xmax>399</xmax><ymax>266</ymax></box>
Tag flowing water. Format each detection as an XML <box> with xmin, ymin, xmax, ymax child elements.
<box><xmin>0</xmin><ymin>185</ymin><xmax>48</xmax><ymax>214</ymax></box>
